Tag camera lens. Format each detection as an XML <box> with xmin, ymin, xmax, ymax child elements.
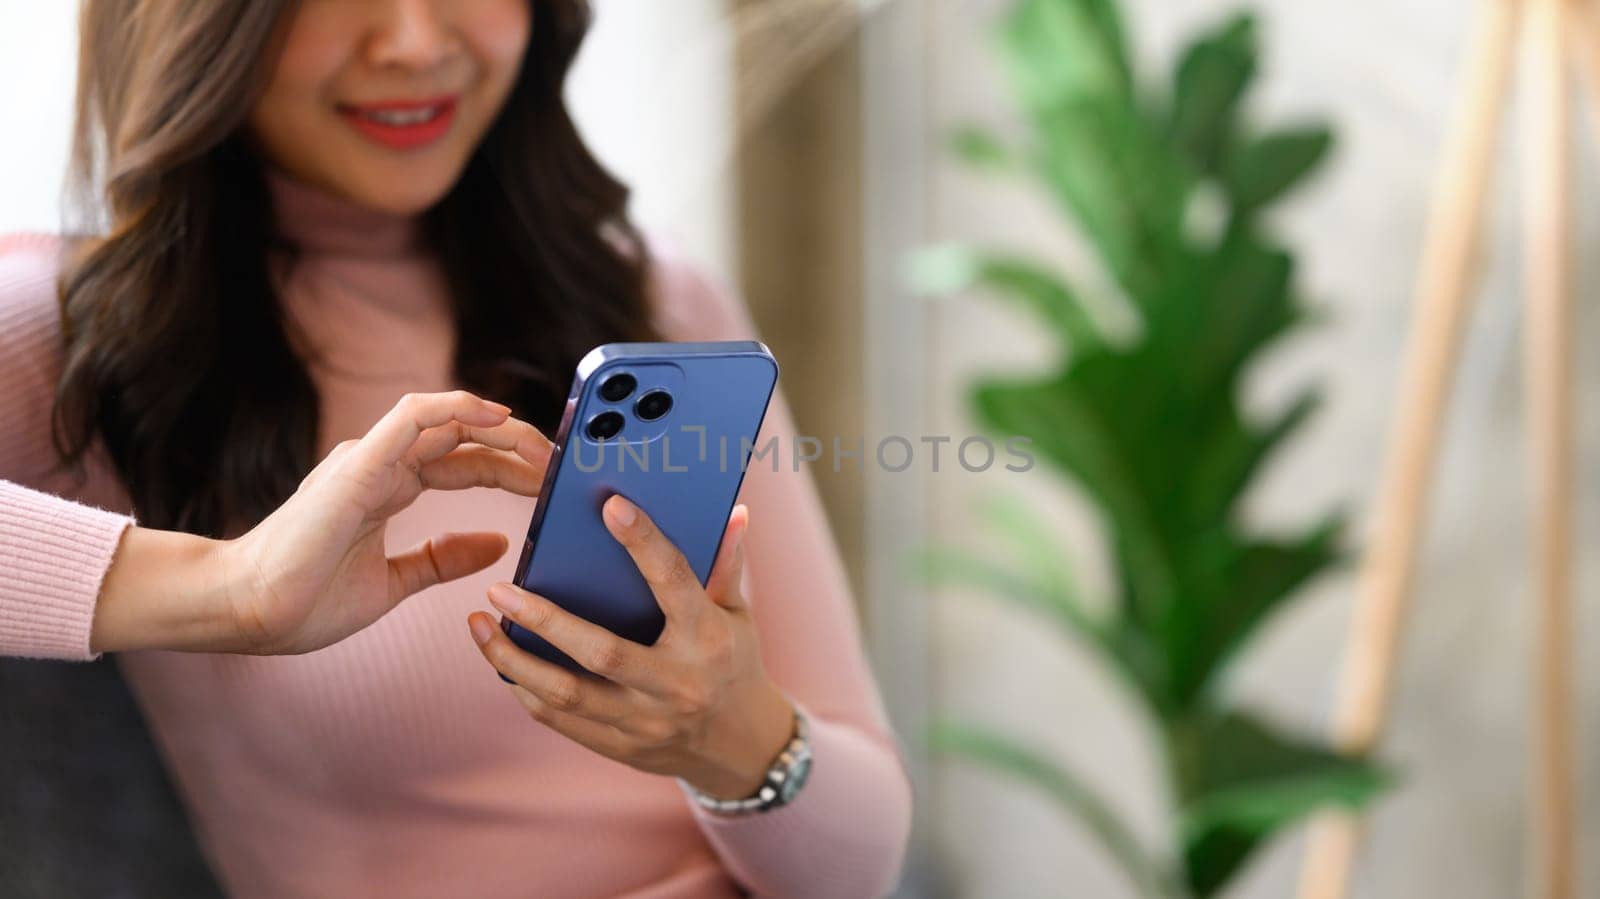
<box><xmin>599</xmin><ymin>373</ymin><xmax>637</xmax><ymax>403</ymax></box>
<box><xmin>586</xmin><ymin>411</ymin><xmax>625</xmax><ymax>441</ymax></box>
<box><xmin>634</xmin><ymin>390</ymin><xmax>673</xmax><ymax>422</ymax></box>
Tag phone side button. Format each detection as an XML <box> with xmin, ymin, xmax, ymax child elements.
<box><xmin>514</xmin><ymin>536</ymin><xmax>534</xmax><ymax>578</ymax></box>
<box><xmin>496</xmin><ymin>616</ymin><xmax>518</xmax><ymax>685</ymax></box>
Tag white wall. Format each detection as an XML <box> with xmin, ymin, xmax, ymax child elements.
<box><xmin>0</xmin><ymin>0</ymin><xmax>734</xmax><ymax>280</ymax></box>
<box><xmin>923</xmin><ymin>1</ymin><xmax>1600</xmax><ymax>897</ymax></box>
<box><xmin>0</xmin><ymin>4</ymin><xmax>79</xmax><ymax>234</ymax></box>
<box><xmin>568</xmin><ymin>0</ymin><xmax>735</xmax><ymax>279</ymax></box>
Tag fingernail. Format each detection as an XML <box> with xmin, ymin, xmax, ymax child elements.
<box><xmin>487</xmin><ymin>583</ymin><xmax>523</xmax><ymax>615</ymax></box>
<box><xmin>487</xmin><ymin>401</ymin><xmax>512</xmax><ymax>416</ymax></box>
<box><xmin>469</xmin><ymin>615</ymin><xmax>494</xmax><ymax>645</ymax></box>
<box><xmin>608</xmin><ymin>496</ymin><xmax>638</xmax><ymax>528</ymax></box>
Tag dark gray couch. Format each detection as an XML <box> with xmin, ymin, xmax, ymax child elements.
<box><xmin>0</xmin><ymin>659</ymin><xmax>222</xmax><ymax>897</ymax></box>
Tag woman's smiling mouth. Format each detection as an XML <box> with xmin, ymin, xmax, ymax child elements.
<box><xmin>336</xmin><ymin>96</ymin><xmax>458</xmax><ymax>150</ymax></box>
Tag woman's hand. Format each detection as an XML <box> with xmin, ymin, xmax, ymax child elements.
<box><xmin>468</xmin><ymin>496</ymin><xmax>797</xmax><ymax>800</ymax></box>
<box><xmin>92</xmin><ymin>390</ymin><xmax>552</xmax><ymax>656</ymax></box>
<box><xmin>217</xmin><ymin>390</ymin><xmax>552</xmax><ymax>654</ymax></box>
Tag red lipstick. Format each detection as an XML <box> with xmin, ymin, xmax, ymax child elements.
<box><xmin>336</xmin><ymin>96</ymin><xmax>458</xmax><ymax>151</ymax></box>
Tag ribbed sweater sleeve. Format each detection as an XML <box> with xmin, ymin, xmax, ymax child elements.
<box><xmin>0</xmin><ymin>233</ymin><xmax>135</xmax><ymax>660</ymax></box>
<box><xmin>689</xmin><ymin>709</ymin><xmax>913</xmax><ymax>898</ymax></box>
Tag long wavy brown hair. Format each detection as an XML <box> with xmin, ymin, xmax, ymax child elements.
<box><xmin>52</xmin><ymin>0</ymin><xmax>654</xmax><ymax>539</ymax></box>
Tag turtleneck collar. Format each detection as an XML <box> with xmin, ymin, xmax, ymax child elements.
<box><xmin>264</xmin><ymin>166</ymin><xmax>426</xmax><ymax>259</ymax></box>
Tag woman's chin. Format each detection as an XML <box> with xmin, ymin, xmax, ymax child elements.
<box><xmin>349</xmin><ymin>183</ymin><xmax>454</xmax><ymax>217</ymax></box>
<box><xmin>336</xmin><ymin>164</ymin><xmax>464</xmax><ymax>216</ymax></box>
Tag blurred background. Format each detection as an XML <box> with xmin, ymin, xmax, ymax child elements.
<box><xmin>4</xmin><ymin>1</ymin><xmax>1600</xmax><ymax>897</ymax></box>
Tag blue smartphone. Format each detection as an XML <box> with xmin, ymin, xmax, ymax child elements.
<box><xmin>499</xmin><ymin>341</ymin><xmax>779</xmax><ymax>677</ymax></box>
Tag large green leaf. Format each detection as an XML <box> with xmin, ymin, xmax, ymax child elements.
<box><xmin>908</xmin><ymin>545</ymin><xmax>1112</xmax><ymax>657</ymax></box>
<box><xmin>1000</xmin><ymin>0</ymin><xmax>1134</xmax><ymax>110</ymax></box>
<box><xmin>974</xmin><ymin>375</ymin><xmax>1177</xmax><ymax>634</ymax></box>
<box><xmin>967</xmin><ymin>231</ymin><xmax>1332</xmax><ymax>719</ymax></box>
<box><xmin>920</xmin><ymin>3</ymin><xmax>1369</xmax><ymax>895</ymax></box>
<box><xmin>932</xmin><ymin>721</ymin><xmax>1183</xmax><ymax>899</ymax></box>
<box><xmin>973</xmin><ymin>374</ymin><xmax>1190</xmax><ymax>713</ymax></box>
<box><xmin>1168</xmin><ymin>13</ymin><xmax>1257</xmax><ymax>176</ymax></box>
<box><xmin>998</xmin><ymin>0</ymin><xmax>1190</xmax><ymax>301</ymax></box>
<box><xmin>1183</xmin><ymin>387</ymin><xmax>1323</xmax><ymax>528</ymax></box>
<box><xmin>1222</xmin><ymin>127</ymin><xmax>1335</xmax><ymax>214</ymax></box>
<box><xmin>1163</xmin><ymin>517</ymin><xmax>1347</xmax><ymax>709</ymax></box>
<box><xmin>1151</xmin><ymin>231</ymin><xmax>1299</xmax><ymax>411</ymax></box>
<box><xmin>907</xmin><ymin>244</ymin><xmax>1105</xmax><ymax>354</ymax></box>
<box><xmin>1169</xmin><ymin>711</ymin><xmax>1388</xmax><ymax>896</ymax></box>
<box><xmin>1028</xmin><ymin>98</ymin><xmax>1186</xmax><ymax>300</ymax></box>
<box><xmin>977</xmin><ymin>492</ymin><xmax>1094</xmax><ymax>620</ymax></box>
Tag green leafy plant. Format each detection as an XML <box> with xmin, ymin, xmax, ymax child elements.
<box><xmin>911</xmin><ymin>2</ymin><xmax>1386</xmax><ymax>896</ymax></box>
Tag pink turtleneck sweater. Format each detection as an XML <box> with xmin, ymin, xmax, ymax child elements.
<box><xmin>0</xmin><ymin>173</ymin><xmax>911</xmax><ymax>898</ymax></box>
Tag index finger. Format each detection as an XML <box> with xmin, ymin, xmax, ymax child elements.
<box><xmin>464</xmin><ymin>418</ymin><xmax>554</xmax><ymax>468</ymax></box>
<box><xmin>357</xmin><ymin>390</ymin><xmax>510</xmax><ymax>470</ymax></box>
<box><xmin>601</xmin><ymin>494</ymin><xmax>707</xmax><ymax>625</ymax></box>
<box><xmin>485</xmin><ymin>585</ymin><xmax>672</xmax><ymax>693</ymax></box>
<box><xmin>408</xmin><ymin>415</ymin><xmax>554</xmax><ymax>470</ymax></box>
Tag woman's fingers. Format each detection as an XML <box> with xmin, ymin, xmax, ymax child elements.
<box><xmin>417</xmin><ymin>445</ymin><xmax>546</xmax><ymax>496</ymax></box>
<box><xmin>408</xmin><ymin>414</ymin><xmax>553</xmax><ymax>470</ymax></box>
<box><xmin>504</xmin><ymin>683</ymin><xmax>632</xmax><ymax>757</ymax></box>
<box><xmin>466</xmin><ymin>416</ymin><xmax>554</xmax><ymax>467</ymax></box>
<box><xmin>388</xmin><ymin>532</ymin><xmax>509</xmax><ymax>602</ymax></box>
<box><xmin>485</xmin><ymin>583</ymin><xmax>669</xmax><ymax>691</ymax></box>
<box><xmin>601</xmin><ymin>495</ymin><xmax>707</xmax><ymax>624</ymax></box>
<box><xmin>356</xmin><ymin>390</ymin><xmax>510</xmax><ymax>472</ymax></box>
<box><xmin>703</xmin><ymin>504</ymin><xmax>750</xmax><ymax>610</ymax></box>
<box><xmin>468</xmin><ymin>611</ymin><xmax>638</xmax><ymax>724</ymax></box>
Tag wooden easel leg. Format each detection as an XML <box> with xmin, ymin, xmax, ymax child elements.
<box><xmin>1522</xmin><ymin>0</ymin><xmax>1576</xmax><ymax>896</ymax></box>
<box><xmin>1568</xmin><ymin>0</ymin><xmax>1600</xmax><ymax>137</ymax></box>
<box><xmin>1295</xmin><ymin>2</ymin><xmax>1524</xmax><ymax>898</ymax></box>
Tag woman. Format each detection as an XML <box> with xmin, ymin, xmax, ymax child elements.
<box><xmin>0</xmin><ymin>1</ymin><xmax>911</xmax><ymax>896</ymax></box>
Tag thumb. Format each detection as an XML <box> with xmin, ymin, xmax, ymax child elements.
<box><xmin>388</xmin><ymin>532</ymin><xmax>510</xmax><ymax>603</ymax></box>
<box><xmin>705</xmin><ymin>505</ymin><xmax>749</xmax><ymax>610</ymax></box>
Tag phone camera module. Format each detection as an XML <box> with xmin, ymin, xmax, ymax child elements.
<box><xmin>634</xmin><ymin>390</ymin><xmax>674</xmax><ymax>422</ymax></box>
<box><xmin>599</xmin><ymin>373</ymin><xmax>637</xmax><ymax>403</ymax></box>
<box><xmin>586</xmin><ymin>411</ymin><xmax>625</xmax><ymax>441</ymax></box>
